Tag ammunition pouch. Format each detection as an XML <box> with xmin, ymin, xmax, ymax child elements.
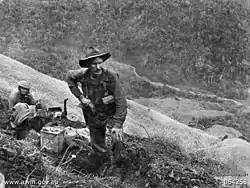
<box><xmin>102</xmin><ymin>95</ymin><xmax>114</xmax><ymax>104</ymax></box>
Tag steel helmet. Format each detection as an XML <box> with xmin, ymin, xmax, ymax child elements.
<box><xmin>17</xmin><ymin>80</ymin><xmax>30</xmax><ymax>90</ymax></box>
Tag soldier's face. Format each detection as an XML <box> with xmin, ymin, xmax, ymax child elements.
<box><xmin>20</xmin><ymin>87</ymin><xmax>29</xmax><ymax>95</ymax></box>
<box><xmin>89</xmin><ymin>57</ymin><xmax>103</xmax><ymax>75</ymax></box>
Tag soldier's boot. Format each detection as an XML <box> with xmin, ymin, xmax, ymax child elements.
<box><xmin>81</xmin><ymin>152</ymin><xmax>103</xmax><ymax>174</ymax></box>
<box><xmin>15</xmin><ymin>119</ymin><xmax>30</xmax><ymax>140</ymax></box>
<box><xmin>111</xmin><ymin>140</ymin><xmax>127</xmax><ymax>167</ymax></box>
<box><xmin>98</xmin><ymin>153</ymin><xmax>112</xmax><ymax>177</ymax></box>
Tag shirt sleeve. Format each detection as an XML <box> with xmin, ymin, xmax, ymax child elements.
<box><xmin>110</xmin><ymin>72</ymin><xmax>127</xmax><ymax>128</ymax></box>
<box><xmin>66</xmin><ymin>69</ymin><xmax>87</xmax><ymax>100</ymax></box>
<box><xmin>28</xmin><ymin>93</ymin><xmax>37</xmax><ymax>105</ymax></box>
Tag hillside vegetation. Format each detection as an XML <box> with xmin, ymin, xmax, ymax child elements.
<box><xmin>0</xmin><ymin>0</ymin><xmax>250</xmax><ymax>99</ymax></box>
<box><xmin>2</xmin><ymin>55</ymin><xmax>250</xmax><ymax>187</ymax></box>
<box><xmin>0</xmin><ymin>55</ymin><xmax>250</xmax><ymax>188</ymax></box>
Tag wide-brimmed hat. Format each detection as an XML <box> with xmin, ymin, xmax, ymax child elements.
<box><xmin>79</xmin><ymin>47</ymin><xmax>111</xmax><ymax>68</ymax></box>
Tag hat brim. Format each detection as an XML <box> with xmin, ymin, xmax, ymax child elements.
<box><xmin>79</xmin><ymin>52</ymin><xmax>111</xmax><ymax>68</ymax></box>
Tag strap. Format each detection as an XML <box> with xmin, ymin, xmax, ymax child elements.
<box><xmin>84</xmin><ymin>82</ymin><xmax>89</xmax><ymax>99</ymax></box>
<box><xmin>102</xmin><ymin>80</ymin><xmax>107</xmax><ymax>92</ymax></box>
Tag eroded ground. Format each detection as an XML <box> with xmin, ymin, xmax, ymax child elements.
<box><xmin>135</xmin><ymin>97</ymin><xmax>250</xmax><ymax>142</ymax></box>
<box><xmin>0</xmin><ymin>96</ymin><xmax>239</xmax><ymax>188</ymax></box>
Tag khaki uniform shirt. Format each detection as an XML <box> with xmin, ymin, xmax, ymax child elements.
<box><xmin>67</xmin><ymin>68</ymin><xmax>127</xmax><ymax>128</ymax></box>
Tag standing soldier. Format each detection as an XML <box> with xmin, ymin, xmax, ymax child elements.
<box><xmin>66</xmin><ymin>47</ymin><xmax>127</xmax><ymax>172</ymax></box>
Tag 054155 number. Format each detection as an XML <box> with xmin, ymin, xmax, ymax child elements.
<box><xmin>223</xmin><ymin>178</ymin><xmax>248</xmax><ymax>185</ymax></box>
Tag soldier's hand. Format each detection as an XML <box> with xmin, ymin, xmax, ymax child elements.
<box><xmin>111</xmin><ymin>127</ymin><xmax>124</xmax><ymax>142</ymax></box>
<box><xmin>80</xmin><ymin>95</ymin><xmax>96</xmax><ymax>114</ymax></box>
<box><xmin>9</xmin><ymin>114</ymin><xmax>14</xmax><ymax>122</ymax></box>
<box><xmin>35</xmin><ymin>100</ymin><xmax>42</xmax><ymax>110</ymax></box>
<box><xmin>88</xmin><ymin>102</ymin><xmax>96</xmax><ymax>114</ymax></box>
<box><xmin>80</xmin><ymin>95</ymin><xmax>91</xmax><ymax>106</ymax></box>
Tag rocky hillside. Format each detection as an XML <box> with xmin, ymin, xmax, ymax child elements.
<box><xmin>1</xmin><ymin>0</ymin><xmax>250</xmax><ymax>99</ymax></box>
<box><xmin>1</xmin><ymin>55</ymin><xmax>250</xmax><ymax>187</ymax></box>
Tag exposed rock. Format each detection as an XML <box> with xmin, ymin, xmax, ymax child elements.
<box><xmin>207</xmin><ymin>138</ymin><xmax>250</xmax><ymax>179</ymax></box>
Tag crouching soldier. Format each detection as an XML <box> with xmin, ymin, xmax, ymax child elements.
<box><xmin>8</xmin><ymin>81</ymin><xmax>46</xmax><ymax>139</ymax></box>
<box><xmin>8</xmin><ymin>80</ymin><xmax>38</xmax><ymax>110</ymax></box>
<box><xmin>66</xmin><ymin>47</ymin><xmax>127</xmax><ymax>172</ymax></box>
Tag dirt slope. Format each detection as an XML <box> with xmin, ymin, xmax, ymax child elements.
<box><xmin>0</xmin><ymin>97</ymin><xmax>229</xmax><ymax>188</ymax></box>
<box><xmin>0</xmin><ymin>54</ymin><xmax>83</xmax><ymax>120</ymax></box>
<box><xmin>1</xmin><ymin>54</ymin><xmax>250</xmax><ymax>187</ymax></box>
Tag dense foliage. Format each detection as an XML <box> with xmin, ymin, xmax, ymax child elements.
<box><xmin>0</xmin><ymin>0</ymin><xmax>250</xmax><ymax>98</ymax></box>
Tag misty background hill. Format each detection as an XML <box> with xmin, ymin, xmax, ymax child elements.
<box><xmin>2</xmin><ymin>0</ymin><xmax>250</xmax><ymax>186</ymax></box>
<box><xmin>1</xmin><ymin>0</ymin><xmax>250</xmax><ymax>99</ymax></box>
